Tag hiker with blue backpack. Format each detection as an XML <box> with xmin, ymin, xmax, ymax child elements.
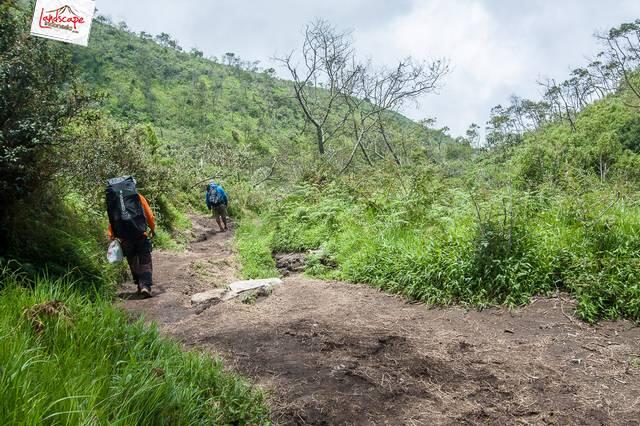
<box><xmin>206</xmin><ymin>181</ymin><xmax>229</xmax><ymax>232</ymax></box>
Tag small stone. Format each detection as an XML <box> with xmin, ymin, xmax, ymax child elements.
<box><xmin>228</xmin><ymin>278</ymin><xmax>283</xmax><ymax>293</ymax></box>
<box><xmin>221</xmin><ymin>278</ymin><xmax>283</xmax><ymax>301</ymax></box>
<box><xmin>191</xmin><ymin>288</ymin><xmax>227</xmax><ymax>305</ymax></box>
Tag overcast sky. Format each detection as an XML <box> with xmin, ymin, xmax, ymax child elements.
<box><xmin>96</xmin><ymin>0</ymin><xmax>640</xmax><ymax>137</ymax></box>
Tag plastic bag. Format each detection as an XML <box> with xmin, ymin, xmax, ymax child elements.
<box><xmin>107</xmin><ymin>240</ymin><xmax>124</xmax><ymax>263</ymax></box>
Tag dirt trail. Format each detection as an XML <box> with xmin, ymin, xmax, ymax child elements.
<box><xmin>119</xmin><ymin>215</ymin><xmax>640</xmax><ymax>425</ymax></box>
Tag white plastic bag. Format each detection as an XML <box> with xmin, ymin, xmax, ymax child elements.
<box><xmin>107</xmin><ymin>240</ymin><xmax>124</xmax><ymax>263</ymax></box>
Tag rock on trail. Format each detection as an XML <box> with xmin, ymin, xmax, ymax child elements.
<box><xmin>190</xmin><ymin>278</ymin><xmax>283</xmax><ymax>306</ymax></box>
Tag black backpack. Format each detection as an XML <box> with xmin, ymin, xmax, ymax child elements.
<box><xmin>105</xmin><ymin>176</ymin><xmax>148</xmax><ymax>240</ymax></box>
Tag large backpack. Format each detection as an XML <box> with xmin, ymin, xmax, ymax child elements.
<box><xmin>105</xmin><ymin>176</ymin><xmax>148</xmax><ymax>240</ymax></box>
<box><xmin>208</xmin><ymin>184</ymin><xmax>222</xmax><ymax>207</ymax></box>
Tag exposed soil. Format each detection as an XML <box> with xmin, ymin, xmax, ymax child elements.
<box><xmin>274</xmin><ymin>252</ymin><xmax>307</xmax><ymax>275</ymax></box>
<box><xmin>118</xmin><ymin>215</ymin><xmax>640</xmax><ymax>425</ymax></box>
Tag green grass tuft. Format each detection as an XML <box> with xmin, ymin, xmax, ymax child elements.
<box><xmin>234</xmin><ymin>216</ymin><xmax>279</xmax><ymax>279</ymax></box>
<box><xmin>0</xmin><ymin>272</ymin><xmax>270</xmax><ymax>425</ymax></box>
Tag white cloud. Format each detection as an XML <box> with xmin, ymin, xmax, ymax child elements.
<box><xmin>354</xmin><ymin>0</ymin><xmax>640</xmax><ymax>135</ymax></box>
<box><xmin>356</xmin><ymin>0</ymin><xmax>530</xmax><ymax>133</ymax></box>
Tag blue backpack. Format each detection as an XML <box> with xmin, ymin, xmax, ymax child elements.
<box><xmin>208</xmin><ymin>185</ymin><xmax>222</xmax><ymax>207</ymax></box>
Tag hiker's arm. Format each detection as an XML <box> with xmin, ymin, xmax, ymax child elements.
<box><xmin>107</xmin><ymin>223</ymin><xmax>114</xmax><ymax>240</ymax></box>
<box><xmin>139</xmin><ymin>195</ymin><xmax>156</xmax><ymax>233</ymax></box>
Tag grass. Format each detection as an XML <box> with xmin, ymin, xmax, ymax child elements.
<box><xmin>235</xmin><ymin>176</ymin><xmax>640</xmax><ymax>323</ymax></box>
<box><xmin>234</xmin><ymin>215</ymin><xmax>279</xmax><ymax>279</ymax></box>
<box><xmin>0</xmin><ymin>271</ymin><xmax>270</xmax><ymax>425</ymax></box>
<box><xmin>153</xmin><ymin>227</ymin><xmax>185</xmax><ymax>251</ymax></box>
<box><xmin>153</xmin><ymin>196</ymin><xmax>193</xmax><ymax>251</ymax></box>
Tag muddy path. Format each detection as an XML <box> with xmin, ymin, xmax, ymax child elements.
<box><xmin>118</xmin><ymin>215</ymin><xmax>640</xmax><ymax>425</ymax></box>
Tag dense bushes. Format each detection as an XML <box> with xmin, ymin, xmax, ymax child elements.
<box><xmin>235</xmin><ymin>217</ymin><xmax>278</xmax><ymax>279</ymax></box>
<box><xmin>0</xmin><ymin>115</ymin><xmax>192</xmax><ymax>288</ymax></box>
<box><xmin>0</xmin><ymin>3</ymin><xmax>81</xmax><ymax>206</ymax></box>
<box><xmin>237</xmin><ymin>164</ymin><xmax>640</xmax><ymax>322</ymax></box>
<box><xmin>0</xmin><ymin>2</ymin><xmax>90</xmax><ymax>253</ymax></box>
<box><xmin>0</xmin><ymin>183</ymin><xmax>127</xmax><ymax>290</ymax></box>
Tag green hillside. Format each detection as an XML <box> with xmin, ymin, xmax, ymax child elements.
<box><xmin>72</xmin><ymin>20</ymin><xmax>461</xmax><ymax>186</ymax></box>
<box><xmin>0</xmin><ymin>5</ymin><xmax>283</xmax><ymax>424</ymax></box>
<box><xmin>74</xmin><ymin>21</ymin><xmax>302</xmax><ymax>150</ymax></box>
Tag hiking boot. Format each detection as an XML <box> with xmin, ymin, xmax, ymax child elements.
<box><xmin>140</xmin><ymin>285</ymin><xmax>152</xmax><ymax>298</ymax></box>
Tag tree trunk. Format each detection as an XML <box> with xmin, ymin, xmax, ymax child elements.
<box><xmin>377</xmin><ymin>115</ymin><xmax>401</xmax><ymax>166</ymax></box>
<box><xmin>316</xmin><ymin>125</ymin><xmax>325</xmax><ymax>155</ymax></box>
<box><xmin>341</xmin><ymin>135</ymin><xmax>364</xmax><ymax>173</ymax></box>
<box><xmin>360</xmin><ymin>139</ymin><xmax>373</xmax><ymax>166</ymax></box>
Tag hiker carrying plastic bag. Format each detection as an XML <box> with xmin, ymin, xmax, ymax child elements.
<box><xmin>206</xmin><ymin>180</ymin><xmax>229</xmax><ymax>232</ymax></box>
<box><xmin>106</xmin><ymin>176</ymin><xmax>156</xmax><ymax>298</ymax></box>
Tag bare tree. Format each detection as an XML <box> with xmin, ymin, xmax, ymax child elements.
<box><xmin>538</xmin><ymin>79</ymin><xmax>579</xmax><ymax>131</ymax></box>
<box><xmin>377</xmin><ymin>112</ymin><xmax>401</xmax><ymax>165</ymax></box>
<box><xmin>276</xmin><ymin>19</ymin><xmax>359</xmax><ymax>154</ymax></box>
<box><xmin>485</xmin><ymin>103</ymin><xmax>527</xmax><ymax>148</ymax></box>
<box><xmin>465</xmin><ymin>123</ymin><xmax>481</xmax><ymax>148</ymax></box>
<box><xmin>279</xmin><ymin>19</ymin><xmax>447</xmax><ymax>168</ymax></box>
<box><xmin>485</xmin><ymin>19</ymin><xmax>640</xmax><ymax>149</ymax></box>
<box><xmin>340</xmin><ymin>58</ymin><xmax>449</xmax><ymax>171</ymax></box>
<box><xmin>597</xmin><ymin>20</ymin><xmax>640</xmax><ymax>106</ymax></box>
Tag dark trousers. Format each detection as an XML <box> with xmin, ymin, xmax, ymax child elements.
<box><xmin>121</xmin><ymin>237</ymin><xmax>153</xmax><ymax>288</ymax></box>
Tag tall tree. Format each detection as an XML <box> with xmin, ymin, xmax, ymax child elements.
<box><xmin>277</xmin><ymin>19</ymin><xmax>358</xmax><ymax>155</ymax></box>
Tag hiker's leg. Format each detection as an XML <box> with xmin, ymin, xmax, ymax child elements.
<box><xmin>136</xmin><ymin>237</ymin><xmax>153</xmax><ymax>289</ymax></box>
<box><xmin>214</xmin><ymin>205</ymin><xmax>227</xmax><ymax>231</ymax></box>
<box><xmin>221</xmin><ymin>205</ymin><xmax>228</xmax><ymax>230</ymax></box>
<box><xmin>121</xmin><ymin>240</ymin><xmax>139</xmax><ymax>286</ymax></box>
<box><xmin>127</xmin><ymin>255</ymin><xmax>140</xmax><ymax>285</ymax></box>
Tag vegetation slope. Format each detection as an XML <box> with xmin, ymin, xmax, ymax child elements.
<box><xmin>2</xmin><ymin>0</ymin><xmax>640</xmax><ymax>422</ymax></box>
